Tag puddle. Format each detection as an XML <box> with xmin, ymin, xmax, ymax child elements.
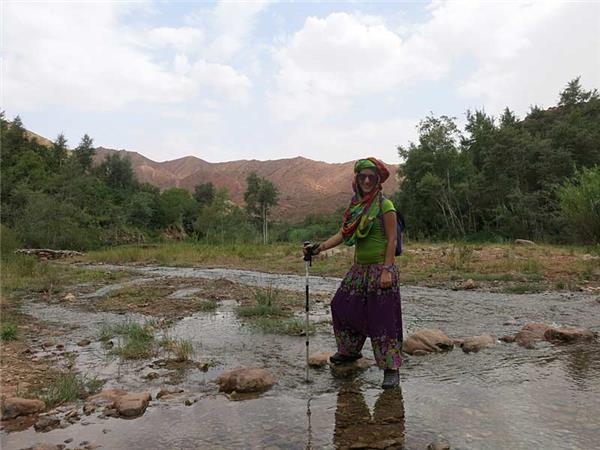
<box><xmin>2</xmin><ymin>265</ymin><xmax>600</xmax><ymax>449</ymax></box>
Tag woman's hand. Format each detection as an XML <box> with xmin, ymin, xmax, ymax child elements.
<box><xmin>380</xmin><ymin>269</ymin><xmax>392</xmax><ymax>289</ymax></box>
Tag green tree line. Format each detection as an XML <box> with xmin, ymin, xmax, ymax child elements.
<box><xmin>0</xmin><ymin>114</ymin><xmax>284</xmax><ymax>249</ymax></box>
<box><xmin>395</xmin><ymin>78</ymin><xmax>600</xmax><ymax>244</ymax></box>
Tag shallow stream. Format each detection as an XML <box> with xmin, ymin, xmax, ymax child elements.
<box><xmin>2</xmin><ymin>265</ymin><xmax>600</xmax><ymax>449</ymax></box>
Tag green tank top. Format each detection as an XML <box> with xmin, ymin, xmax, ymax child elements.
<box><xmin>355</xmin><ymin>198</ymin><xmax>396</xmax><ymax>264</ymax></box>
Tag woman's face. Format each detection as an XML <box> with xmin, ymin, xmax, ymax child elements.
<box><xmin>357</xmin><ymin>168</ymin><xmax>378</xmax><ymax>194</ymax></box>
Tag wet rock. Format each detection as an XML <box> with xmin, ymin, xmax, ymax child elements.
<box><xmin>184</xmin><ymin>399</ymin><xmax>194</xmax><ymax>406</ymax></box>
<box><xmin>500</xmin><ymin>335</ymin><xmax>516</xmax><ymax>343</ymax></box>
<box><xmin>427</xmin><ymin>439</ymin><xmax>451</xmax><ymax>450</ymax></box>
<box><xmin>1</xmin><ymin>397</ymin><xmax>45</xmax><ymax>420</ymax></box>
<box><xmin>460</xmin><ymin>334</ymin><xmax>497</xmax><ymax>353</ymax></box>
<box><xmin>156</xmin><ymin>387</ymin><xmax>184</xmax><ymax>399</ymax></box>
<box><xmin>514</xmin><ymin>323</ymin><xmax>552</xmax><ymax>348</ymax></box>
<box><xmin>511</xmin><ymin>323</ymin><xmax>596</xmax><ymax>348</ymax></box>
<box><xmin>402</xmin><ymin>329</ymin><xmax>454</xmax><ymax>355</ymax></box>
<box><xmin>308</xmin><ymin>352</ymin><xmax>334</xmax><ymax>367</ymax></box>
<box><xmin>329</xmin><ymin>357</ymin><xmax>371</xmax><ymax>377</ymax></box>
<box><xmin>544</xmin><ymin>327</ymin><xmax>595</xmax><ymax>343</ymax></box>
<box><xmin>34</xmin><ymin>415</ymin><xmax>61</xmax><ymax>432</ymax></box>
<box><xmin>515</xmin><ymin>239</ymin><xmax>535</xmax><ymax>246</ymax></box>
<box><xmin>22</xmin><ymin>444</ymin><xmax>66</xmax><ymax>450</ymax></box>
<box><xmin>64</xmin><ymin>438</ymin><xmax>73</xmax><ymax>444</ymax></box>
<box><xmin>454</xmin><ymin>278</ymin><xmax>476</xmax><ymax>290</ymax></box>
<box><xmin>144</xmin><ymin>371</ymin><xmax>160</xmax><ymax>380</ymax></box>
<box><xmin>87</xmin><ymin>388</ymin><xmax>128</xmax><ymax>407</ymax></box>
<box><xmin>77</xmin><ymin>339</ymin><xmax>91</xmax><ymax>347</ymax></box>
<box><xmin>216</xmin><ymin>367</ymin><xmax>275</xmax><ymax>394</ymax></box>
<box><xmin>115</xmin><ymin>392</ymin><xmax>151</xmax><ymax>418</ymax></box>
<box><xmin>101</xmin><ymin>407</ymin><xmax>118</xmax><ymax>418</ymax></box>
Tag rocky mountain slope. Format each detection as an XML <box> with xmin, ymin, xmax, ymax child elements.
<box><xmin>94</xmin><ymin>148</ymin><xmax>399</xmax><ymax>221</ymax></box>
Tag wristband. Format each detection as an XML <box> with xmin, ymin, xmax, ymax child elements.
<box><xmin>382</xmin><ymin>264</ymin><xmax>396</xmax><ymax>273</ymax></box>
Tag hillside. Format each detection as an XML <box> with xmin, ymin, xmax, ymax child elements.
<box><xmin>94</xmin><ymin>149</ymin><xmax>399</xmax><ymax>221</ymax></box>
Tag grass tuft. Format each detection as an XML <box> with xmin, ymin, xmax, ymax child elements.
<box><xmin>1</xmin><ymin>321</ymin><xmax>18</xmax><ymax>341</ymax></box>
<box><xmin>41</xmin><ymin>372</ymin><xmax>104</xmax><ymax>407</ymax></box>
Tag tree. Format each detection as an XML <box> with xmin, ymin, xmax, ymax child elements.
<box><xmin>244</xmin><ymin>172</ymin><xmax>279</xmax><ymax>244</ymax></box>
<box><xmin>95</xmin><ymin>153</ymin><xmax>137</xmax><ymax>192</ymax></box>
<box><xmin>193</xmin><ymin>182</ymin><xmax>215</xmax><ymax>206</ymax></box>
<box><xmin>52</xmin><ymin>133</ymin><xmax>69</xmax><ymax>169</ymax></box>
<box><xmin>74</xmin><ymin>134</ymin><xmax>95</xmax><ymax>172</ymax></box>
<box><xmin>557</xmin><ymin>166</ymin><xmax>600</xmax><ymax>243</ymax></box>
<box><xmin>559</xmin><ymin>77</ymin><xmax>599</xmax><ymax>107</ymax></box>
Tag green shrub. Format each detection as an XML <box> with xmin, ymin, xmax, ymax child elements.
<box><xmin>1</xmin><ymin>322</ymin><xmax>18</xmax><ymax>341</ymax></box>
<box><xmin>557</xmin><ymin>166</ymin><xmax>600</xmax><ymax>244</ymax></box>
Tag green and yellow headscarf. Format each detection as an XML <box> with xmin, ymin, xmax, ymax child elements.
<box><xmin>341</xmin><ymin>157</ymin><xmax>390</xmax><ymax>246</ymax></box>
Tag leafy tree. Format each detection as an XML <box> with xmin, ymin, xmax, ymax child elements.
<box><xmin>158</xmin><ymin>188</ymin><xmax>197</xmax><ymax>234</ymax></box>
<box><xmin>559</xmin><ymin>77</ymin><xmax>599</xmax><ymax>107</ymax></box>
<box><xmin>95</xmin><ymin>153</ymin><xmax>137</xmax><ymax>192</ymax></box>
<box><xmin>52</xmin><ymin>133</ymin><xmax>69</xmax><ymax>169</ymax></box>
<box><xmin>244</xmin><ymin>172</ymin><xmax>279</xmax><ymax>244</ymax></box>
<box><xmin>557</xmin><ymin>166</ymin><xmax>600</xmax><ymax>243</ymax></box>
<box><xmin>193</xmin><ymin>182</ymin><xmax>215</xmax><ymax>206</ymax></box>
<box><xmin>74</xmin><ymin>134</ymin><xmax>95</xmax><ymax>173</ymax></box>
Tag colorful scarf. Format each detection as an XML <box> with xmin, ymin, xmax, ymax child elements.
<box><xmin>341</xmin><ymin>157</ymin><xmax>390</xmax><ymax>246</ymax></box>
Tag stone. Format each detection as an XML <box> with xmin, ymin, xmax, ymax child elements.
<box><xmin>216</xmin><ymin>367</ymin><xmax>275</xmax><ymax>394</ymax></box>
<box><xmin>83</xmin><ymin>403</ymin><xmax>96</xmax><ymax>415</ymax></box>
<box><xmin>460</xmin><ymin>334</ymin><xmax>497</xmax><ymax>353</ymax></box>
<box><xmin>115</xmin><ymin>392</ymin><xmax>151</xmax><ymax>418</ymax></box>
<box><xmin>63</xmin><ymin>293</ymin><xmax>76</xmax><ymax>302</ymax></box>
<box><xmin>515</xmin><ymin>239</ymin><xmax>535</xmax><ymax>246</ymax></box>
<box><xmin>511</xmin><ymin>323</ymin><xmax>596</xmax><ymax>348</ymax></box>
<box><xmin>156</xmin><ymin>388</ymin><xmax>184</xmax><ymax>399</ymax></box>
<box><xmin>427</xmin><ymin>439</ymin><xmax>451</xmax><ymax>450</ymax></box>
<box><xmin>22</xmin><ymin>444</ymin><xmax>66</xmax><ymax>450</ymax></box>
<box><xmin>34</xmin><ymin>415</ymin><xmax>61</xmax><ymax>432</ymax></box>
<box><xmin>87</xmin><ymin>388</ymin><xmax>127</xmax><ymax>406</ymax></box>
<box><xmin>328</xmin><ymin>357</ymin><xmax>371</xmax><ymax>377</ymax></box>
<box><xmin>77</xmin><ymin>339</ymin><xmax>91</xmax><ymax>347</ymax></box>
<box><xmin>402</xmin><ymin>329</ymin><xmax>454</xmax><ymax>355</ymax></box>
<box><xmin>144</xmin><ymin>371</ymin><xmax>160</xmax><ymax>380</ymax></box>
<box><xmin>500</xmin><ymin>335</ymin><xmax>516</xmax><ymax>343</ymax></box>
<box><xmin>514</xmin><ymin>323</ymin><xmax>552</xmax><ymax>349</ymax></box>
<box><xmin>543</xmin><ymin>327</ymin><xmax>596</xmax><ymax>343</ymax></box>
<box><xmin>308</xmin><ymin>352</ymin><xmax>334</xmax><ymax>367</ymax></box>
<box><xmin>1</xmin><ymin>397</ymin><xmax>46</xmax><ymax>420</ymax></box>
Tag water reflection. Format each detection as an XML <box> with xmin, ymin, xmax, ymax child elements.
<box><xmin>334</xmin><ymin>382</ymin><xmax>405</xmax><ymax>450</ymax></box>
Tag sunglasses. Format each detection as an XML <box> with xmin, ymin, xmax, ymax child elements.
<box><xmin>357</xmin><ymin>173</ymin><xmax>379</xmax><ymax>183</ymax></box>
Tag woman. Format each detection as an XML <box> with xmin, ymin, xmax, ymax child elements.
<box><xmin>304</xmin><ymin>157</ymin><xmax>403</xmax><ymax>389</ymax></box>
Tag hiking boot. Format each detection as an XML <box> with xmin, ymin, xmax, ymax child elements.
<box><xmin>329</xmin><ymin>352</ymin><xmax>363</xmax><ymax>365</ymax></box>
<box><xmin>381</xmin><ymin>369</ymin><xmax>399</xmax><ymax>389</ymax></box>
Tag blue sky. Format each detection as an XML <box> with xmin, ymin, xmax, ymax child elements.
<box><xmin>3</xmin><ymin>1</ymin><xmax>599</xmax><ymax>164</ymax></box>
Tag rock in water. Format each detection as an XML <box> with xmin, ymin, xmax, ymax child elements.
<box><xmin>216</xmin><ymin>367</ymin><xmax>275</xmax><ymax>394</ymax></box>
<box><xmin>544</xmin><ymin>327</ymin><xmax>595</xmax><ymax>343</ymax></box>
<box><xmin>34</xmin><ymin>415</ymin><xmax>61</xmax><ymax>432</ymax></box>
<box><xmin>1</xmin><ymin>397</ymin><xmax>46</xmax><ymax>420</ymax></box>
<box><xmin>402</xmin><ymin>329</ymin><xmax>454</xmax><ymax>355</ymax></box>
<box><xmin>328</xmin><ymin>357</ymin><xmax>371</xmax><ymax>377</ymax></box>
<box><xmin>460</xmin><ymin>334</ymin><xmax>497</xmax><ymax>353</ymax></box>
<box><xmin>308</xmin><ymin>352</ymin><xmax>334</xmax><ymax>367</ymax></box>
<box><xmin>115</xmin><ymin>393</ymin><xmax>151</xmax><ymax>418</ymax></box>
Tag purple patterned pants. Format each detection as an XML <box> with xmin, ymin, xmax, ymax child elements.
<box><xmin>331</xmin><ymin>264</ymin><xmax>403</xmax><ymax>370</ymax></box>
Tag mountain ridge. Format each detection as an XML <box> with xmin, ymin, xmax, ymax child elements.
<box><xmin>94</xmin><ymin>147</ymin><xmax>400</xmax><ymax>222</ymax></box>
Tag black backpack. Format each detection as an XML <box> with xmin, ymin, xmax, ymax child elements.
<box><xmin>379</xmin><ymin>195</ymin><xmax>405</xmax><ymax>256</ymax></box>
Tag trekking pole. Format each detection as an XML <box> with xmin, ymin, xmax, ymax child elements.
<box><xmin>303</xmin><ymin>241</ymin><xmax>313</xmax><ymax>383</ymax></box>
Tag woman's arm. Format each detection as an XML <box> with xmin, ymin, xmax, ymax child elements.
<box><xmin>380</xmin><ymin>211</ymin><xmax>397</xmax><ymax>288</ymax></box>
<box><xmin>382</xmin><ymin>211</ymin><xmax>397</xmax><ymax>265</ymax></box>
<box><xmin>314</xmin><ymin>229</ymin><xmax>343</xmax><ymax>254</ymax></box>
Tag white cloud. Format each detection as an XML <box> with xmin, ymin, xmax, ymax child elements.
<box><xmin>3</xmin><ymin>2</ymin><xmax>252</xmax><ymax>112</ymax></box>
<box><xmin>270</xmin><ymin>2</ymin><xmax>600</xmax><ymax>121</ymax></box>
<box><xmin>270</xmin><ymin>13</ymin><xmax>440</xmax><ymax>120</ymax></box>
